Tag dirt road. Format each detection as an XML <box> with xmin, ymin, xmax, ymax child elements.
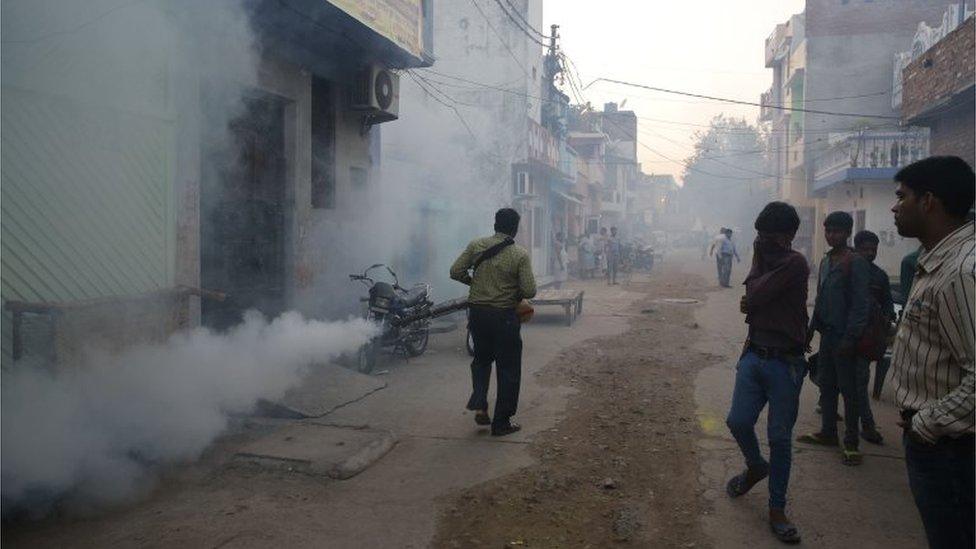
<box><xmin>433</xmin><ymin>267</ymin><xmax>713</xmax><ymax>548</ymax></box>
<box><xmin>4</xmin><ymin>254</ymin><xmax>926</xmax><ymax>548</ymax></box>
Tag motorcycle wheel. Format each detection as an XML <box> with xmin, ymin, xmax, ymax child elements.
<box><xmin>404</xmin><ymin>329</ymin><xmax>429</xmax><ymax>357</ymax></box>
<box><xmin>357</xmin><ymin>339</ymin><xmax>379</xmax><ymax>374</ymax></box>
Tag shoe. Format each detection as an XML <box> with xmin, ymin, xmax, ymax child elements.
<box><xmin>474</xmin><ymin>410</ymin><xmax>491</xmax><ymax>426</ymax></box>
<box><xmin>796</xmin><ymin>432</ymin><xmax>839</xmax><ymax>446</ymax></box>
<box><xmin>861</xmin><ymin>427</ymin><xmax>884</xmax><ymax>445</ymax></box>
<box><xmin>491</xmin><ymin>422</ymin><xmax>522</xmax><ymax>437</ymax></box>
<box><xmin>842</xmin><ymin>445</ymin><xmax>863</xmax><ymax>466</ymax></box>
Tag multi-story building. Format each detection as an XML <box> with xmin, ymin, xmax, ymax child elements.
<box><xmin>762</xmin><ymin>0</ymin><xmax>957</xmax><ymax>274</ymax></box>
<box><xmin>896</xmin><ymin>6</ymin><xmax>975</xmax><ymax>168</ymax></box>
<box><xmin>596</xmin><ymin>102</ymin><xmax>638</xmax><ymax>234</ymax></box>
<box><xmin>1</xmin><ymin>0</ymin><xmax>434</xmax><ymax>365</ymax></box>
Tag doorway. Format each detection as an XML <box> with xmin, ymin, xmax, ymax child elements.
<box><xmin>201</xmin><ymin>91</ymin><xmax>288</xmax><ymax>330</ymax></box>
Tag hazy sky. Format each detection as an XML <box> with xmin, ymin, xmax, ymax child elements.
<box><xmin>543</xmin><ymin>0</ymin><xmax>806</xmax><ymax>182</ymax></box>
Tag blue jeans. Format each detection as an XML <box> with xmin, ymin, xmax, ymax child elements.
<box><xmin>904</xmin><ymin>432</ymin><xmax>975</xmax><ymax>549</ymax></box>
<box><xmin>726</xmin><ymin>350</ymin><xmax>806</xmax><ymax>510</ymax></box>
<box><xmin>716</xmin><ymin>254</ymin><xmax>733</xmax><ymax>286</ymax></box>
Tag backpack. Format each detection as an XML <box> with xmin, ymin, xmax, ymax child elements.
<box><xmin>833</xmin><ymin>252</ymin><xmax>888</xmax><ymax>360</ymax></box>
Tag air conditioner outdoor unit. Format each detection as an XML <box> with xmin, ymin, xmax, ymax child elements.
<box><xmin>351</xmin><ymin>65</ymin><xmax>399</xmax><ymax>123</ymax></box>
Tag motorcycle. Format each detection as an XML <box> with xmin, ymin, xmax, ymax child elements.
<box><xmin>349</xmin><ymin>264</ymin><xmax>433</xmax><ymax>373</ymax></box>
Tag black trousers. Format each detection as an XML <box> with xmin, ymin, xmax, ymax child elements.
<box><xmin>466</xmin><ymin>306</ymin><xmax>522</xmax><ymax>428</ymax></box>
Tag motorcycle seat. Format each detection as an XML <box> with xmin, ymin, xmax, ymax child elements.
<box><xmin>401</xmin><ymin>285</ymin><xmax>428</xmax><ymax>307</ymax></box>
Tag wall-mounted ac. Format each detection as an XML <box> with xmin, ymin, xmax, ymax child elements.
<box><xmin>351</xmin><ymin>64</ymin><xmax>399</xmax><ymax>124</ymax></box>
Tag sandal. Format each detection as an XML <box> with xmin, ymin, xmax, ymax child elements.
<box><xmin>474</xmin><ymin>410</ymin><xmax>491</xmax><ymax>426</ymax></box>
<box><xmin>726</xmin><ymin>466</ymin><xmax>768</xmax><ymax>498</ymax></box>
<box><xmin>842</xmin><ymin>447</ymin><xmax>863</xmax><ymax>466</ymax></box>
<box><xmin>796</xmin><ymin>432</ymin><xmax>839</xmax><ymax>446</ymax></box>
<box><xmin>770</xmin><ymin>520</ymin><xmax>801</xmax><ymax>544</ymax></box>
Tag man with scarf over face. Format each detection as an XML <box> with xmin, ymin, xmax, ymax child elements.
<box><xmin>725</xmin><ymin>202</ymin><xmax>809</xmax><ymax>544</ymax></box>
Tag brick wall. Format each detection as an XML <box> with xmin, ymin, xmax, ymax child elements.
<box><xmin>806</xmin><ymin>0</ymin><xmax>957</xmax><ymax>37</ymax></box>
<box><xmin>930</xmin><ymin>104</ymin><xmax>976</xmax><ymax>167</ymax></box>
<box><xmin>902</xmin><ymin>16</ymin><xmax>976</xmax><ymax>167</ymax></box>
<box><xmin>902</xmin><ymin>16</ymin><xmax>975</xmax><ymax>119</ymax></box>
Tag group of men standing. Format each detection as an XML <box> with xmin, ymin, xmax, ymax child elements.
<box><xmin>577</xmin><ymin>226</ymin><xmax>622</xmax><ymax>285</ymax></box>
<box><xmin>447</xmin><ymin>157</ymin><xmax>973</xmax><ymax>549</ymax></box>
<box><xmin>724</xmin><ymin>156</ymin><xmax>974</xmax><ymax>547</ymax></box>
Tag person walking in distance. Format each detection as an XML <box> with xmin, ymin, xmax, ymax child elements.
<box><xmin>450</xmin><ymin>208</ymin><xmax>536</xmax><ymax>437</ymax></box>
<box><xmin>725</xmin><ymin>202</ymin><xmax>809</xmax><ymax>544</ymax></box>
<box><xmin>552</xmin><ymin>232</ymin><xmax>568</xmax><ymax>289</ymax></box>
<box><xmin>852</xmin><ymin>230</ymin><xmax>895</xmax><ymax>442</ymax></box>
<box><xmin>605</xmin><ymin>226</ymin><xmax>622</xmax><ymax>285</ymax></box>
<box><xmin>798</xmin><ymin>211</ymin><xmax>870</xmax><ymax>466</ymax></box>
<box><xmin>889</xmin><ymin>156</ymin><xmax>975</xmax><ymax>549</ymax></box>
<box><xmin>711</xmin><ymin>228</ymin><xmax>740</xmax><ymax>287</ymax></box>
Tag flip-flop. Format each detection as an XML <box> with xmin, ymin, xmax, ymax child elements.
<box><xmin>796</xmin><ymin>432</ymin><xmax>839</xmax><ymax>446</ymax></box>
<box><xmin>842</xmin><ymin>448</ymin><xmax>863</xmax><ymax>466</ymax></box>
<box><xmin>725</xmin><ymin>467</ymin><xmax>768</xmax><ymax>498</ymax></box>
<box><xmin>770</xmin><ymin>520</ymin><xmax>801</xmax><ymax>544</ymax></box>
<box><xmin>474</xmin><ymin>410</ymin><xmax>491</xmax><ymax>426</ymax></box>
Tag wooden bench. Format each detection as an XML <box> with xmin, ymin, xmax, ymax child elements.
<box><xmin>530</xmin><ymin>289</ymin><xmax>584</xmax><ymax>326</ymax></box>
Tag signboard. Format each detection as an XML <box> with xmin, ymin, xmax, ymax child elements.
<box><xmin>329</xmin><ymin>0</ymin><xmax>423</xmax><ymax>59</ymax></box>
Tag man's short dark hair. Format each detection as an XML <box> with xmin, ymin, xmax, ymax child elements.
<box><xmin>895</xmin><ymin>156</ymin><xmax>975</xmax><ymax>218</ymax></box>
<box><xmin>854</xmin><ymin>230</ymin><xmax>879</xmax><ymax>247</ymax></box>
<box><xmin>494</xmin><ymin>208</ymin><xmax>520</xmax><ymax>236</ymax></box>
<box><xmin>824</xmin><ymin>211</ymin><xmax>854</xmax><ymax>231</ymax></box>
<box><xmin>755</xmin><ymin>201</ymin><xmax>801</xmax><ymax>235</ymax></box>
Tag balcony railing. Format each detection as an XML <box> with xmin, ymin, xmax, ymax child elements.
<box><xmin>760</xmin><ymin>89</ymin><xmax>774</xmax><ymax>121</ymax></box>
<box><xmin>765</xmin><ymin>23</ymin><xmax>790</xmax><ymax>67</ymax></box>
<box><xmin>813</xmin><ymin>129</ymin><xmax>929</xmax><ymax>191</ymax></box>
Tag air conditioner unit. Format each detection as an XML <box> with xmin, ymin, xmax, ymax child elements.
<box><xmin>351</xmin><ymin>64</ymin><xmax>399</xmax><ymax>123</ymax></box>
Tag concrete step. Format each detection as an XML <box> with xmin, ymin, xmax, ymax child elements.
<box><xmin>233</xmin><ymin>423</ymin><xmax>396</xmax><ymax>480</ymax></box>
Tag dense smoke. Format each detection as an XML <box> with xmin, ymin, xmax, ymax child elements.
<box><xmin>1</xmin><ymin>312</ymin><xmax>378</xmax><ymax>515</ymax></box>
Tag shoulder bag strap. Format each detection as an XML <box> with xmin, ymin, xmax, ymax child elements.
<box><xmin>473</xmin><ymin>238</ymin><xmax>515</xmax><ymax>272</ymax></box>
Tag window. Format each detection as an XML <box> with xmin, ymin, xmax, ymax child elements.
<box><xmin>311</xmin><ymin>77</ymin><xmax>336</xmax><ymax>209</ymax></box>
<box><xmin>514</xmin><ymin>171</ymin><xmax>533</xmax><ymax>195</ymax></box>
<box><xmin>533</xmin><ymin>207</ymin><xmax>544</xmax><ymax>248</ymax></box>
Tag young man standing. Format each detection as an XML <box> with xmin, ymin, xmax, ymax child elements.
<box><xmin>799</xmin><ymin>211</ymin><xmax>870</xmax><ymax>466</ymax></box>
<box><xmin>890</xmin><ymin>156</ymin><xmax>974</xmax><ymax>549</ymax></box>
<box><xmin>852</xmin><ymin>230</ymin><xmax>895</xmax><ymax>443</ymax></box>
<box><xmin>725</xmin><ymin>202</ymin><xmax>808</xmax><ymax>544</ymax></box>
<box><xmin>450</xmin><ymin>208</ymin><xmax>536</xmax><ymax>436</ymax></box>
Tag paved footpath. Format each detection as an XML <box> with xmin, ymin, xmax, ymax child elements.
<box><xmin>3</xmin><ymin>278</ymin><xmax>640</xmax><ymax>548</ymax></box>
<box><xmin>687</xmin><ymin>252</ymin><xmax>927</xmax><ymax>549</ymax></box>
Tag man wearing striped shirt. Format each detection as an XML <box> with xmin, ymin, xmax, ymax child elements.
<box><xmin>890</xmin><ymin>156</ymin><xmax>975</xmax><ymax>549</ymax></box>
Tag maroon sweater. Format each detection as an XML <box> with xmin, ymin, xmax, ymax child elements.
<box><xmin>742</xmin><ymin>248</ymin><xmax>810</xmax><ymax>349</ymax></box>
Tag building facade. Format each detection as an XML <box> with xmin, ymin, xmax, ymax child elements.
<box><xmin>761</xmin><ymin>0</ymin><xmax>959</xmax><ymax>275</ymax></box>
<box><xmin>1</xmin><ymin>0</ymin><xmax>434</xmax><ymax>366</ymax></box>
<box><xmin>898</xmin><ymin>8</ymin><xmax>975</xmax><ymax>168</ymax></box>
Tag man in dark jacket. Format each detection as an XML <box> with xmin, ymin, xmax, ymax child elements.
<box><xmin>798</xmin><ymin>211</ymin><xmax>870</xmax><ymax>465</ymax></box>
<box><xmin>725</xmin><ymin>202</ymin><xmax>808</xmax><ymax>544</ymax></box>
<box><xmin>853</xmin><ymin>230</ymin><xmax>895</xmax><ymax>443</ymax></box>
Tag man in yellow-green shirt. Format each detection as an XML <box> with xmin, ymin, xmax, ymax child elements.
<box><xmin>450</xmin><ymin>208</ymin><xmax>536</xmax><ymax>436</ymax></box>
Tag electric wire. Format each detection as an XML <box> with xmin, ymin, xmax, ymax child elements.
<box><xmin>586</xmin><ymin>77</ymin><xmax>901</xmax><ymax>120</ymax></box>
<box><xmin>491</xmin><ymin>0</ymin><xmax>547</xmax><ymax>46</ymax></box>
<box><xmin>501</xmin><ymin>0</ymin><xmax>550</xmax><ymax>38</ymax></box>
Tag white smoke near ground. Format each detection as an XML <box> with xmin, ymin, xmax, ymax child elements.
<box><xmin>0</xmin><ymin>312</ymin><xmax>378</xmax><ymax>515</ymax></box>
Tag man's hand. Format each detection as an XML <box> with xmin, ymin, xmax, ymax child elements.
<box><xmin>739</xmin><ymin>295</ymin><xmax>749</xmax><ymax>314</ymax></box>
<box><xmin>897</xmin><ymin>419</ymin><xmax>933</xmax><ymax>446</ymax></box>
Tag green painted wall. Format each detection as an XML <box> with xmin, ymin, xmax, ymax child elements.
<box><xmin>1</xmin><ymin>87</ymin><xmax>175</xmax><ymax>366</ymax></box>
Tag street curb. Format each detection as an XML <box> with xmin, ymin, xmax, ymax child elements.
<box><xmin>328</xmin><ymin>430</ymin><xmax>398</xmax><ymax>480</ymax></box>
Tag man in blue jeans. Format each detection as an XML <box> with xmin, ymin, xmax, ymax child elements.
<box><xmin>726</xmin><ymin>202</ymin><xmax>809</xmax><ymax>544</ymax></box>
